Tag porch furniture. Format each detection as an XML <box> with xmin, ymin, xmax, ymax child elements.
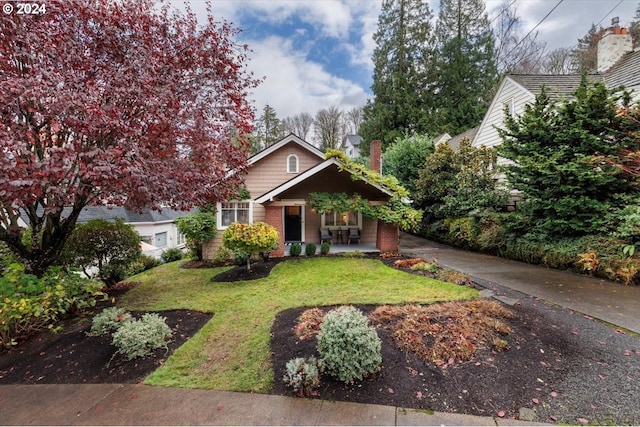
<box><xmin>319</xmin><ymin>228</ymin><xmax>333</xmax><ymax>244</ymax></box>
<box><xmin>347</xmin><ymin>228</ymin><xmax>360</xmax><ymax>245</ymax></box>
<box><xmin>334</xmin><ymin>227</ymin><xmax>344</xmax><ymax>244</ymax></box>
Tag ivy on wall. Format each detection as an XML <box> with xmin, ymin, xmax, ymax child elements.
<box><xmin>307</xmin><ymin>152</ymin><xmax>422</xmax><ymax>231</ymax></box>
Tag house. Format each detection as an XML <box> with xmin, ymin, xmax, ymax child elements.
<box><xmin>472</xmin><ymin>22</ymin><xmax>639</xmax><ymax>151</ymax></box>
<box><xmin>202</xmin><ymin>134</ymin><xmax>401</xmax><ymax>258</ymax></box>
<box><xmin>75</xmin><ymin>206</ymin><xmax>188</xmax><ymax>258</ymax></box>
<box><xmin>343</xmin><ymin>134</ymin><xmax>363</xmax><ymax>158</ymax></box>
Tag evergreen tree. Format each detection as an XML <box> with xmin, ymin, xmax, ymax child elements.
<box><xmin>382</xmin><ymin>134</ymin><xmax>435</xmax><ymax>195</ymax></box>
<box><xmin>570</xmin><ymin>24</ymin><xmax>605</xmax><ymax>73</ymax></box>
<box><xmin>498</xmin><ymin>79</ymin><xmax>640</xmax><ymax>237</ymax></box>
<box><xmin>253</xmin><ymin>104</ymin><xmax>285</xmax><ymax>153</ymax></box>
<box><xmin>630</xmin><ymin>3</ymin><xmax>640</xmax><ymax>49</ymax></box>
<box><xmin>360</xmin><ymin>0</ymin><xmax>437</xmax><ymax>151</ymax></box>
<box><xmin>435</xmin><ymin>0</ymin><xmax>499</xmax><ymax>136</ymax></box>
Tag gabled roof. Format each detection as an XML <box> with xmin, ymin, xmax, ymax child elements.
<box><xmin>508</xmin><ymin>74</ymin><xmax>605</xmax><ymax>101</ymax></box>
<box><xmin>76</xmin><ymin>206</ymin><xmax>189</xmax><ymax>224</ymax></box>
<box><xmin>604</xmin><ymin>50</ymin><xmax>640</xmax><ymax>90</ymax></box>
<box><xmin>447</xmin><ymin>127</ymin><xmax>479</xmax><ymax>150</ymax></box>
<box><xmin>254</xmin><ymin>158</ymin><xmax>395</xmax><ymax>204</ymax></box>
<box><xmin>433</xmin><ymin>133</ymin><xmax>451</xmax><ymax>145</ymax></box>
<box><xmin>344</xmin><ymin>134</ymin><xmax>362</xmax><ymax>147</ymax></box>
<box><xmin>248</xmin><ymin>133</ymin><xmax>324</xmax><ymax>165</ymax></box>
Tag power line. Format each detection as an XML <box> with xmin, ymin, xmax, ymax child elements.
<box><xmin>595</xmin><ymin>0</ymin><xmax>624</xmax><ymax>28</ymax></box>
<box><xmin>489</xmin><ymin>0</ymin><xmax>518</xmax><ymax>25</ymax></box>
<box><xmin>498</xmin><ymin>0</ymin><xmax>565</xmax><ymax>68</ymax></box>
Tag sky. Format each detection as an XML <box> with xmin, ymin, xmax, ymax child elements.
<box><xmin>174</xmin><ymin>0</ymin><xmax>639</xmax><ymax>122</ymax></box>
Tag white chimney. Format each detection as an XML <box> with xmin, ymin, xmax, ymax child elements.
<box><xmin>597</xmin><ymin>20</ymin><xmax>633</xmax><ymax>73</ymax></box>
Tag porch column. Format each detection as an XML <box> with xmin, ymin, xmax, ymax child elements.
<box><xmin>264</xmin><ymin>205</ymin><xmax>285</xmax><ymax>257</ymax></box>
<box><xmin>376</xmin><ymin>221</ymin><xmax>399</xmax><ymax>252</ymax></box>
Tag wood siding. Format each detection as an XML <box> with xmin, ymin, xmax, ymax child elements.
<box><xmin>473</xmin><ymin>77</ymin><xmax>534</xmax><ymax>151</ymax></box>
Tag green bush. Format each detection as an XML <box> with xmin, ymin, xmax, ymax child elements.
<box><xmin>127</xmin><ymin>254</ymin><xmax>162</xmax><ymax>276</ymax></box>
<box><xmin>0</xmin><ymin>264</ymin><xmax>104</xmax><ymax>347</ymax></box>
<box><xmin>212</xmin><ymin>246</ymin><xmax>232</xmax><ymax>265</ymax></box>
<box><xmin>161</xmin><ymin>248</ymin><xmax>184</xmax><ymax>263</ymax></box>
<box><xmin>111</xmin><ymin>313</ymin><xmax>173</xmax><ymax>361</ymax></box>
<box><xmin>222</xmin><ymin>222</ymin><xmax>279</xmax><ymax>270</ymax></box>
<box><xmin>317</xmin><ymin>306</ymin><xmax>382</xmax><ymax>384</ymax></box>
<box><xmin>88</xmin><ymin>307</ymin><xmax>132</xmax><ymax>336</ymax></box>
<box><xmin>0</xmin><ymin>241</ymin><xmax>17</xmax><ymax>274</ymax></box>
<box><xmin>305</xmin><ymin>243</ymin><xmax>317</xmax><ymax>256</ymax></box>
<box><xmin>320</xmin><ymin>242</ymin><xmax>330</xmax><ymax>255</ymax></box>
<box><xmin>283</xmin><ymin>356</ymin><xmax>323</xmax><ymax>397</ymax></box>
<box><xmin>289</xmin><ymin>243</ymin><xmax>302</xmax><ymax>257</ymax></box>
<box><xmin>233</xmin><ymin>251</ymin><xmax>250</xmax><ymax>267</ymax></box>
<box><xmin>175</xmin><ymin>210</ymin><xmax>217</xmax><ymax>261</ymax></box>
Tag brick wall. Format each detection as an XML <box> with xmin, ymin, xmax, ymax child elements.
<box><xmin>264</xmin><ymin>205</ymin><xmax>285</xmax><ymax>257</ymax></box>
<box><xmin>370</xmin><ymin>140</ymin><xmax>382</xmax><ymax>174</ymax></box>
<box><xmin>376</xmin><ymin>221</ymin><xmax>399</xmax><ymax>252</ymax></box>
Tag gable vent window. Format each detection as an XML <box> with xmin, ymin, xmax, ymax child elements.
<box><xmin>287</xmin><ymin>154</ymin><xmax>299</xmax><ymax>173</ymax></box>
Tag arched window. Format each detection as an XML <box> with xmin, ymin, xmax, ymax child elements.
<box><xmin>287</xmin><ymin>154</ymin><xmax>299</xmax><ymax>173</ymax></box>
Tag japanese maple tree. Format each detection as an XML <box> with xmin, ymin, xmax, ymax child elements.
<box><xmin>0</xmin><ymin>0</ymin><xmax>260</xmax><ymax>276</ymax></box>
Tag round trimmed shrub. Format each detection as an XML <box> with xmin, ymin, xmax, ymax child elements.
<box><xmin>161</xmin><ymin>248</ymin><xmax>184</xmax><ymax>263</ymax></box>
<box><xmin>317</xmin><ymin>306</ymin><xmax>382</xmax><ymax>384</ymax></box>
<box><xmin>289</xmin><ymin>243</ymin><xmax>302</xmax><ymax>257</ymax></box>
<box><xmin>111</xmin><ymin>313</ymin><xmax>173</xmax><ymax>361</ymax></box>
<box><xmin>305</xmin><ymin>243</ymin><xmax>317</xmax><ymax>256</ymax></box>
<box><xmin>320</xmin><ymin>242</ymin><xmax>330</xmax><ymax>255</ymax></box>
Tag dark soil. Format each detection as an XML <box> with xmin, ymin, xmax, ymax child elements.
<box><xmin>212</xmin><ymin>259</ymin><xmax>284</xmax><ymax>282</ymax></box>
<box><xmin>2</xmin><ymin>257</ymin><xmax>639</xmax><ymax>425</ymax></box>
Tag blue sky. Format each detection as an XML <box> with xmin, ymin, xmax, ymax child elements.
<box><xmin>177</xmin><ymin>0</ymin><xmax>639</xmax><ymax>120</ymax></box>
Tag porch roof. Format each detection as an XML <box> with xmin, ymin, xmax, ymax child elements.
<box><xmin>254</xmin><ymin>158</ymin><xmax>395</xmax><ymax>204</ymax></box>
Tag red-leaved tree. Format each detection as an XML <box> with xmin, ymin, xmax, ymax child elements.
<box><xmin>0</xmin><ymin>0</ymin><xmax>260</xmax><ymax>276</ymax></box>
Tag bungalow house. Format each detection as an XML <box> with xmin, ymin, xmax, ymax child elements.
<box><xmin>202</xmin><ymin>134</ymin><xmax>401</xmax><ymax>258</ymax></box>
<box><xmin>472</xmin><ymin>22</ymin><xmax>640</xmax><ymax>152</ymax></box>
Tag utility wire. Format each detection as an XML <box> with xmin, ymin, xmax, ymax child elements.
<box><xmin>595</xmin><ymin>0</ymin><xmax>624</xmax><ymax>27</ymax></box>
<box><xmin>498</xmin><ymin>0</ymin><xmax>565</xmax><ymax>68</ymax></box>
<box><xmin>489</xmin><ymin>0</ymin><xmax>518</xmax><ymax>25</ymax></box>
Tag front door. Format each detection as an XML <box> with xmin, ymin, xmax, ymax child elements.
<box><xmin>284</xmin><ymin>206</ymin><xmax>302</xmax><ymax>242</ymax></box>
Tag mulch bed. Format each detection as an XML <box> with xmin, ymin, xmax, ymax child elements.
<box><xmin>2</xmin><ymin>256</ymin><xmax>639</xmax><ymax>425</ymax></box>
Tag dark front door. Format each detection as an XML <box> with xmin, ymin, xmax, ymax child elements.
<box><xmin>284</xmin><ymin>206</ymin><xmax>302</xmax><ymax>242</ymax></box>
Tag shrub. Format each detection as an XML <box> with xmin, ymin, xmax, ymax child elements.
<box><xmin>320</xmin><ymin>242</ymin><xmax>330</xmax><ymax>255</ymax></box>
<box><xmin>317</xmin><ymin>306</ymin><xmax>382</xmax><ymax>384</ymax></box>
<box><xmin>0</xmin><ymin>264</ymin><xmax>104</xmax><ymax>347</ymax></box>
<box><xmin>305</xmin><ymin>243</ymin><xmax>317</xmax><ymax>256</ymax></box>
<box><xmin>341</xmin><ymin>250</ymin><xmax>364</xmax><ymax>258</ymax></box>
<box><xmin>161</xmin><ymin>248</ymin><xmax>184</xmax><ymax>263</ymax></box>
<box><xmin>233</xmin><ymin>251</ymin><xmax>250</xmax><ymax>267</ymax></box>
<box><xmin>283</xmin><ymin>356</ymin><xmax>323</xmax><ymax>397</ymax></box>
<box><xmin>411</xmin><ymin>262</ymin><xmax>438</xmax><ymax>273</ymax></box>
<box><xmin>289</xmin><ymin>243</ymin><xmax>302</xmax><ymax>257</ymax></box>
<box><xmin>127</xmin><ymin>254</ymin><xmax>162</xmax><ymax>276</ymax></box>
<box><xmin>294</xmin><ymin>308</ymin><xmax>325</xmax><ymax>340</ymax></box>
<box><xmin>175</xmin><ymin>209</ymin><xmax>217</xmax><ymax>261</ymax></box>
<box><xmin>212</xmin><ymin>246</ymin><xmax>232</xmax><ymax>265</ymax></box>
<box><xmin>61</xmin><ymin>218</ymin><xmax>141</xmax><ymax>287</ymax></box>
<box><xmin>111</xmin><ymin>313</ymin><xmax>173</xmax><ymax>361</ymax></box>
<box><xmin>222</xmin><ymin>222</ymin><xmax>279</xmax><ymax>270</ymax></box>
<box><xmin>88</xmin><ymin>307</ymin><xmax>132</xmax><ymax>336</ymax></box>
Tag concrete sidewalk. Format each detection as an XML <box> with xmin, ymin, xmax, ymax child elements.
<box><xmin>400</xmin><ymin>233</ymin><xmax>640</xmax><ymax>334</ymax></box>
<box><xmin>0</xmin><ymin>384</ymin><xmax>540</xmax><ymax>426</ymax></box>
<box><xmin>5</xmin><ymin>234</ymin><xmax>637</xmax><ymax>426</ymax></box>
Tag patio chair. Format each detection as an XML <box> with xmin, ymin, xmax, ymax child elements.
<box><xmin>347</xmin><ymin>228</ymin><xmax>360</xmax><ymax>245</ymax></box>
<box><xmin>319</xmin><ymin>228</ymin><xmax>333</xmax><ymax>244</ymax></box>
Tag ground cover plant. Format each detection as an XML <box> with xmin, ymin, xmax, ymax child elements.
<box><xmin>3</xmin><ymin>257</ymin><xmax>639</xmax><ymax>424</ymax></box>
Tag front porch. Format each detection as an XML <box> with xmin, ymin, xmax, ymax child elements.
<box><xmin>283</xmin><ymin>242</ymin><xmax>379</xmax><ymax>256</ymax></box>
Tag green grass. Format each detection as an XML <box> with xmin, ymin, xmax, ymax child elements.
<box><xmin>119</xmin><ymin>257</ymin><xmax>478</xmax><ymax>392</ymax></box>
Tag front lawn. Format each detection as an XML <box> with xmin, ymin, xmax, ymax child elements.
<box><xmin>119</xmin><ymin>257</ymin><xmax>478</xmax><ymax>392</ymax></box>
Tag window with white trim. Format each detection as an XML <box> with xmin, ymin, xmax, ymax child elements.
<box><xmin>321</xmin><ymin>211</ymin><xmax>361</xmax><ymax>228</ymax></box>
<box><xmin>218</xmin><ymin>201</ymin><xmax>251</xmax><ymax>228</ymax></box>
<box><xmin>287</xmin><ymin>154</ymin><xmax>299</xmax><ymax>173</ymax></box>
<box><xmin>503</xmin><ymin>97</ymin><xmax>515</xmax><ymax>117</ymax></box>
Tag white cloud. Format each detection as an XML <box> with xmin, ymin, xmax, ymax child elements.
<box><xmin>246</xmin><ymin>36</ymin><xmax>368</xmax><ymax>119</ymax></box>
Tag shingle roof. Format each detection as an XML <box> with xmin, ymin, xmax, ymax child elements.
<box><xmin>344</xmin><ymin>134</ymin><xmax>362</xmax><ymax>147</ymax></box>
<box><xmin>604</xmin><ymin>50</ymin><xmax>640</xmax><ymax>90</ymax></box>
<box><xmin>76</xmin><ymin>206</ymin><xmax>189</xmax><ymax>224</ymax></box>
<box><xmin>447</xmin><ymin>127</ymin><xmax>479</xmax><ymax>151</ymax></box>
<box><xmin>508</xmin><ymin>74</ymin><xmax>605</xmax><ymax>101</ymax></box>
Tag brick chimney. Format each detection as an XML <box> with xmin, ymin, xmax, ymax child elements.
<box><xmin>370</xmin><ymin>140</ymin><xmax>382</xmax><ymax>174</ymax></box>
<box><xmin>597</xmin><ymin>19</ymin><xmax>633</xmax><ymax>73</ymax></box>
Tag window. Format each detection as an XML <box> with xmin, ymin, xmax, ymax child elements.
<box><xmin>140</xmin><ymin>235</ymin><xmax>153</xmax><ymax>245</ymax></box>
<box><xmin>218</xmin><ymin>201</ymin><xmax>252</xmax><ymax>228</ymax></box>
<box><xmin>503</xmin><ymin>98</ymin><xmax>515</xmax><ymax>117</ymax></box>
<box><xmin>154</xmin><ymin>232</ymin><xmax>167</xmax><ymax>248</ymax></box>
<box><xmin>287</xmin><ymin>154</ymin><xmax>299</xmax><ymax>173</ymax></box>
<box><xmin>321</xmin><ymin>211</ymin><xmax>360</xmax><ymax>228</ymax></box>
<box><xmin>177</xmin><ymin>232</ymin><xmax>186</xmax><ymax>246</ymax></box>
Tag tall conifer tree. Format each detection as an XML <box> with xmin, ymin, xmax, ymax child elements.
<box><xmin>360</xmin><ymin>0</ymin><xmax>436</xmax><ymax>151</ymax></box>
<box><xmin>435</xmin><ymin>0</ymin><xmax>498</xmax><ymax>135</ymax></box>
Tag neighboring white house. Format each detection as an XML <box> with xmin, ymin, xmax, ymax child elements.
<box><xmin>75</xmin><ymin>206</ymin><xmax>189</xmax><ymax>259</ymax></box>
<box><xmin>343</xmin><ymin>134</ymin><xmax>362</xmax><ymax>158</ymax></box>
<box><xmin>472</xmin><ymin>23</ymin><xmax>639</xmax><ymax>152</ymax></box>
